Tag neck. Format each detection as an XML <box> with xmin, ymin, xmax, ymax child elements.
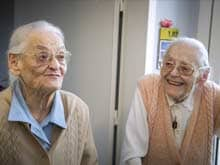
<box><xmin>19</xmin><ymin>82</ymin><xmax>55</xmax><ymax>122</ymax></box>
<box><xmin>171</xmin><ymin>85</ymin><xmax>197</xmax><ymax>104</ymax></box>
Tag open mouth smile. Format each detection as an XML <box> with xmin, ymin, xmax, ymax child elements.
<box><xmin>167</xmin><ymin>79</ymin><xmax>184</xmax><ymax>86</ymax></box>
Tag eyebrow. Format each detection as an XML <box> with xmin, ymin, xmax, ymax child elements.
<box><xmin>35</xmin><ymin>45</ymin><xmax>66</xmax><ymax>51</ymax></box>
<box><xmin>165</xmin><ymin>56</ymin><xmax>194</xmax><ymax>66</ymax></box>
<box><xmin>36</xmin><ymin>45</ymin><xmax>50</xmax><ymax>51</ymax></box>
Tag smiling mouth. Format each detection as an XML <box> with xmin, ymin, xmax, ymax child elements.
<box><xmin>45</xmin><ymin>74</ymin><xmax>61</xmax><ymax>78</ymax></box>
<box><xmin>167</xmin><ymin>79</ymin><xmax>184</xmax><ymax>86</ymax></box>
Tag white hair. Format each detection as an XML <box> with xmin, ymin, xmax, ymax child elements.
<box><xmin>8</xmin><ymin>20</ymin><xmax>64</xmax><ymax>55</ymax></box>
<box><xmin>8</xmin><ymin>20</ymin><xmax>65</xmax><ymax>84</ymax></box>
<box><xmin>164</xmin><ymin>37</ymin><xmax>209</xmax><ymax>67</ymax></box>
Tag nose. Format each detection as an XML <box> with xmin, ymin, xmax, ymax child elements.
<box><xmin>169</xmin><ymin>65</ymin><xmax>180</xmax><ymax>76</ymax></box>
<box><xmin>47</xmin><ymin>56</ymin><xmax>60</xmax><ymax>70</ymax></box>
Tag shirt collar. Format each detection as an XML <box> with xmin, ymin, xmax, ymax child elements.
<box><xmin>8</xmin><ymin>80</ymin><xmax>32</xmax><ymax>123</ymax></box>
<box><xmin>166</xmin><ymin>86</ymin><xmax>195</xmax><ymax>111</ymax></box>
<box><xmin>8</xmin><ymin>80</ymin><xmax>66</xmax><ymax>129</ymax></box>
<box><xmin>45</xmin><ymin>91</ymin><xmax>67</xmax><ymax>129</ymax></box>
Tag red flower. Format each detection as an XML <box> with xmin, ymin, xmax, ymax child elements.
<box><xmin>160</xmin><ymin>19</ymin><xmax>173</xmax><ymax>28</ymax></box>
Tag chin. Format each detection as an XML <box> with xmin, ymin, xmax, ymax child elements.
<box><xmin>166</xmin><ymin>89</ymin><xmax>181</xmax><ymax>98</ymax></box>
<box><xmin>169</xmin><ymin>94</ymin><xmax>186</xmax><ymax>103</ymax></box>
<box><xmin>44</xmin><ymin>84</ymin><xmax>62</xmax><ymax>92</ymax></box>
<box><xmin>47</xmin><ymin>81</ymin><xmax>62</xmax><ymax>88</ymax></box>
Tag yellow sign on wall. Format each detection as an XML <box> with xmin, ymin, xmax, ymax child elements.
<box><xmin>160</xmin><ymin>28</ymin><xmax>179</xmax><ymax>40</ymax></box>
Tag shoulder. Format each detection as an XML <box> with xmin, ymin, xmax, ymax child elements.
<box><xmin>0</xmin><ymin>87</ymin><xmax>13</xmax><ymax>119</ymax></box>
<box><xmin>138</xmin><ymin>73</ymin><xmax>160</xmax><ymax>84</ymax></box>
<box><xmin>0</xmin><ymin>87</ymin><xmax>12</xmax><ymax>100</ymax></box>
<box><xmin>59</xmin><ymin>90</ymin><xmax>90</xmax><ymax>119</ymax></box>
<box><xmin>59</xmin><ymin>90</ymin><xmax>88</xmax><ymax>108</ymax></box>
<box><xmin>137</xmin><ymin>73</ymin><xmax>161</xmax><ymax>90</ymax></box>
<box><xmin>203</xmin><ymin>80</ymin><xmax>220</xmax><ymax>109</ymax></box>
<box><xmin>203</xmin><ymin>80</ymin><xmax>220</xmax><ymax>94</ymax></box>
<box><xmin>0</xmin><ymin>87</ymin><xmax>13</xmax><ymax>107</ymax></box>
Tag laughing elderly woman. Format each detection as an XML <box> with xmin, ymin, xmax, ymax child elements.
<box><xmin>121</xmin><ymin>37</ymin><xmax>220</xmax><ymax>165</ymax></box>
<box><xmin>0</xmin><ymin>20</ymin><xmax>98</xmax><ymax>165</ymax></box>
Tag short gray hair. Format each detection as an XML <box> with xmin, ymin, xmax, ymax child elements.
<box><xmin>8</xmin><ymin>20</ymin><xmax>64</xmax><ymax>55</ymax></box>
<box><xmin>8</xmin><ymin>20</ymin><xmax>65</xmax><ymax>84</ymax></box>
<box><xmin>164</xmin><ymin>37</ymin><xmax>209</xmax><ymax>67</ymax></box>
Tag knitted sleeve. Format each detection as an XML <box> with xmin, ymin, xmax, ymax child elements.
<box><xmin>60</xmin><ymin>90</ymin><xmax>98</xmax><ymax>165</ymax></box>
<box><xmin>80</xmin><ymin>116</ymin><xmax>99</xmax><ymax>165</ymax></box>
<box><xmin>77</xmin><ymin>99</ymin><xmax>98</xmax><ymax>165</ymax></box>
<box><xmin>137</xmin><ymin>74</ymin><xmax>160</xmax><ymax>134</ymax></box>
<box><xmin>213</xmin><ymin>82</ymin><xmax>220</xmax><ymax>136</ymax></box>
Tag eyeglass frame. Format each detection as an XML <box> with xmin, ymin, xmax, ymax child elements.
<box><xmin>161</xmin><ymin>57</ymin><xmax>209</xmax><ymax>76</ymax></box>
<box><xmin>20</xmin><ymin>45</ymin><xmax>72</xmax><ymax>66</ymax></box>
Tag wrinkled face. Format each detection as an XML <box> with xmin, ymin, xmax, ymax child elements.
<box><xmin>160</xmin><ymin>43</ymin><xmax>201</xmax><ymax>102</ymax></box>
<box><xmin>15</xmin><ymin>30</ymin><xmax>69</xmax><ymax>93</ymax></box>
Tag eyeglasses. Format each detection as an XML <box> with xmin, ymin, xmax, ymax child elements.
<box><xmin>33</xmin><ymin>49</ymin><xmax>71</xmax><ymax>65</ymax></box>
<box><xmin>162</xmin><ymin>59</ymin><xmax>195</xmax><ymax>76</ymax></box>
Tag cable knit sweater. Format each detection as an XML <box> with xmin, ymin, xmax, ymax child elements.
<box><xmin>0</xmin><ymin>87</ymin><xmax>98</xmax><ymax>165</ymax></box>
<box><xmin>138</xmin><ymin>74</ymin><xmax>220</xmax><ymax>165</ymax></box>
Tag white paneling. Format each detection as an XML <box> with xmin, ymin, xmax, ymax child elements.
<box><xmin>209</xmin><ymin>0</ymin><xmax>220</xmax><ymax>83</ymax></box>
<box><xmin>145</xmin><ymin>0</ymin><xmax>157</xmax><ymax>74</ymax></box>
<box><xmin>197</xmin><ymin>0</ymin><xmax>220</xmax><ymax>83</ymax></box>
<box><xmin>197</xmin><ymin>0</ymin><xmax>212</xmax><ymax>48</ymax></box>
<box><xmin>117</xmin><ymin>0</ymin><xmax>149</xmax><ymax>164</ymax></box>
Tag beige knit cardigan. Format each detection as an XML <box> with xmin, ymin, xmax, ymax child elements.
<box><xmin>0</xmin><ymin>87</ymin><xmax>98</xmax><ymax>165</ymax></box>
<box><xmin>138</xmin><ymin>74</ymin><xmax>220</xmax><ymax>165</ymax></box>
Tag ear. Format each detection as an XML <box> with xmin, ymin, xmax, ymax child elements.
<box><xmin>196</xmin><ymin>68</ymin><xmax>210</xmax><ymax>85</ymax></box>
<box><xmin>8</xmin><ymin>53</ymin><xmax>22</xmax><ymax>76</ymax></box>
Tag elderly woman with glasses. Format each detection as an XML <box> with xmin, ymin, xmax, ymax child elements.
<box><xmin>120</xmin><ymin>37</ymin><xmax>220</xmax><ymax>165</ymax></box>
<box><xmin>0</xmin><ymin>20</ymin><xmax>98</xmax><ymax>165</ymax></box>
